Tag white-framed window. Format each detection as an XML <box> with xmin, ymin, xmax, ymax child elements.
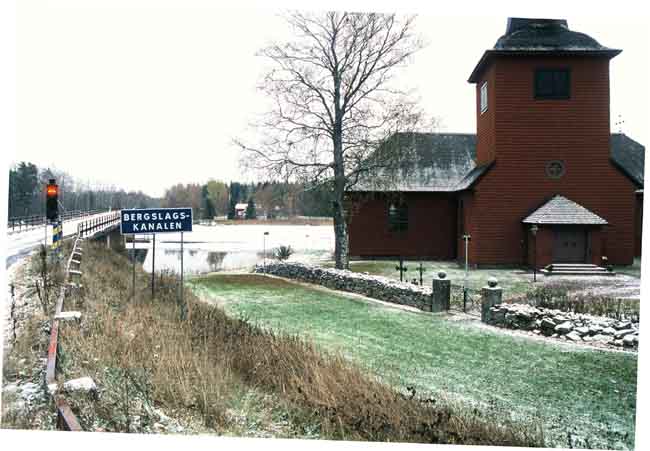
<box><xmin>480</xmin><ymin>81</ymin><xmax>488</xmax><ymax>114</ymax></box>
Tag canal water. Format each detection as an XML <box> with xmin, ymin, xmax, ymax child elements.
<box><xmin>126</xmin><ymin>223</ymin><xmax>334</xmax><ymax>275</ymax></box>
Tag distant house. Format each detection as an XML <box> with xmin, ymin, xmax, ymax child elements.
<box><xmin>346</xmin><ymin>18</ymin><xmax>645</xmax><ymax>268</ymax></box>
<box><xmin>234</xmin><ymin>203</ymin><xmax>248</xmax><ymax>219</ymax></box>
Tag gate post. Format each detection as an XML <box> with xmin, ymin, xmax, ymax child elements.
<box><xmin>481</xmin><ymin>277</ymin><xmax>502</xmax><ymax>322</ymax></box>
<box><xmin>431</xmin><ymin>271</ymin><xmax>450</xmax><ymax>312</ymax></box>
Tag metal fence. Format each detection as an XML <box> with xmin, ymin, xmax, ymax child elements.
<box><xmin>7</xmin><ymin>209</ymin><xmax>106</xmax><ymax>233</ymax></box>
<box><xmin>450</xmin><ymin>284</ymin><xmax>482</xmax><ymax>316</ymax></box>
<box><xmin>77</xmin><ymin>211</ymin><xmax>121</xmax><ymax>238</ymax></box>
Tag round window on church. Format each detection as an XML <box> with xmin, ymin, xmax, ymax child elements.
<box><xmin>545</xmin><ymin>160</ymin><xmax>566</xmax><ymax>179</ymax></box>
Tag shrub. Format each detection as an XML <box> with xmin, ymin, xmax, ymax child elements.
<box><xmin>274</xmin><ymin>245</ymin><xmax>294</xmax><ymax>261</ymax></box>
<box><xmin>523</xmin><ymin>284</ymin><xmax>639</xmax><ymax>321</ymax></box>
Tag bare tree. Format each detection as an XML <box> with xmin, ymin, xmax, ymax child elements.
<box><xmin>237</xmin><ymin>11</ymin><xmax>428</xmax><ymax>269</ymax></box>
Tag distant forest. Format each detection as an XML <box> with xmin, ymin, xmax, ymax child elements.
<box><xmin>160</xmin><ymin>180</ymin><xmax>333</xmax><ymax>220</ymax></box>
<box><xmin>7</xmin><ymin>162</ymin><xmax>159</xmax><ymax>219</ymax></box>
<box><xmin>7</xmin><ymin>161</ymin><xmax>333</xmax><ymax>220</ymax></box>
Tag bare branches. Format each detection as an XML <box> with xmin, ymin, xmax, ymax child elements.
<box><xmin>235</xmin><ymin>10</ymin><xmax>429</xmax><ymax>268</ymax></box>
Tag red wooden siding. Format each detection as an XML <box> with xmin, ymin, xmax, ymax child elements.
<box><xmin>348</xmin><ymin>193</ymin><xmax>457</xmax><ymax>259</ymax></box>
<box><xmin>470</xmin><ymin>56</ymin><xmax>637</xmax><ymax>266</ymax></box>
<box><xmin>635</xmin><ymin>193</ymin><xmax>643</xmax><ymax>257</ymax></box>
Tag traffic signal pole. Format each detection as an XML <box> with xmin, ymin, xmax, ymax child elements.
<box><xmin>46</xmin><ymin>179</ymin><xmax>61</xmax><ymax>259</ymax></box>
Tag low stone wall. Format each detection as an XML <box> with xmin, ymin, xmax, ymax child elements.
<box><xmin>254</xmin><ymin>262</ymin><xmax>444</xmax><ymax>312</ymax></box>
<box><xmin>486</xmin><ymin>303</ymin><xmax>639</xmax><ymax>349</ymax></box>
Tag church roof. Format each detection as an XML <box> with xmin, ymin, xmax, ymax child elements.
<box><xmin>348</xmin><ymin>132</ymin><xmax>645</xmax><ymax>193</ymax></box>
<box><xmin>348</xmin><ymin>133</ymin><xmax>481</xmax><ymax>192</ymax></box>
<box><xmin>522</xmin><ymin>195</ymin><xmax>608</xmax><ymax>225</ymax></box>
<box><xmin>610</xmin><ymin>133</ymin><xmax>646</xmax><ymax>187</ymax></box>
<box><xmin>469</xmin><ymin>18</ymin><xmax>621</xmax><ymax>83</ymax></box>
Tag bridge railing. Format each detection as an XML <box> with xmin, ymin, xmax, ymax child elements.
<box><xmin>7</xmin><ymin>209</ymin><xmax>107</xmax><ymax>233</ymax></box>
<box><xmin>77</xmin><ymin>211</ymin><xmax>121</xmax><ymax>238</ymax></box>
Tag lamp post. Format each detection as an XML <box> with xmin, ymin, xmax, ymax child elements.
<box><xmin>263</xmin><ymin>231</ymin><xmax>269</xmax><ymax>272</ymax></box>
<box><xmin>530</xmin><ymin>224</ymin><xmax>539</xmax><ymax>282</ymax></box>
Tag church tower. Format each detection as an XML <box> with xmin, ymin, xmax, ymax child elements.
<box><xmin>465</xmin><ymin>18</ymin><xmax>638</xmax><ymax>266</ymax></box>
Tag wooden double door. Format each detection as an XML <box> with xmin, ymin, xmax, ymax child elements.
<box><xmin>553</xmin><ymin>227</ymin><xmax>589</xmax><ymax>263</ymax></box>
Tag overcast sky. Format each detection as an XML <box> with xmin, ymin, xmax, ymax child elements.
<box><xmin>10</xmin><ymin>1</ymin><xmax>649</xmax><ymax>197</ymax></box>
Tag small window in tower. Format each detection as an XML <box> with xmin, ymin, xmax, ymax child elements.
<box><xmin>388</xmin><ymin>201</ymin><xmax>408</xmax><ymax>233</ymax></box>
<box><xmin>480</xmin><ymin>81</ymin><xmax>488</xmax><ymax>113</ymax></box>
<box><xmin>535</xmin><ymin>69</ymin><xmax>570</xmax><ymax>99</ymax></box>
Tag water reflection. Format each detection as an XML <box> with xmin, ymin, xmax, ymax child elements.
<box><xmin>143</xmin><ymin>246</ymin><xmax>331</xmax><ymax>275</ymax></box>
<box><xmin>145</xmin><ymin>248</ymin><xmax>263</xmax><ymax>274</ymax></box>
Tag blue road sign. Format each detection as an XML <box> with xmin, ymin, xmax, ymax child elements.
<box><xmin>121</xmin><ymin>208</ymin><xmax>193</xmax><ymax>234</ymax></box>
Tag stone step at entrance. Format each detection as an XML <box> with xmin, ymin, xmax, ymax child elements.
<box><xmin>541</xmin><ymin>263</ymin><xmax>615</xmax><ymax>276</ymax></box>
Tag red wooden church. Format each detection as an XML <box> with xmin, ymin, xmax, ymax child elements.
<box><xmin>347</xmin><ymin>18</ymin><xmax>645</xmax><ymax>269</ymax></box>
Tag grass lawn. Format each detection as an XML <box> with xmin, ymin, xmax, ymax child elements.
<box><xmin>614</xmin><ymin>257</ymin><xmax>642</xmax><ymax>279</ymax></box>
<box><xmin>189</xmin><ymin>274</ymin><xmax>638</xmax><ymax>450</ymax></box>
<box><xmin>324</xmin><ymin>260</ymin><xmax>535</xmax><ymax>298</ymax></box>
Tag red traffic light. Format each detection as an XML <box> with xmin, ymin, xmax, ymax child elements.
<box><xmin>47</xmin><ymin>184</ymin><xmax>58</xmax><ymax>197</ymax></box>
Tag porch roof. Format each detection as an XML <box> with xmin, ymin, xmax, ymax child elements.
<box><xmin>522</xmin><ymin>195</ymin><xmax>608</xmax><ymax>225</ymax></box>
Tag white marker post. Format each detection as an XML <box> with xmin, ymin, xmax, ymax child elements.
<box><xmin>462</xmin><ymin>234</ymin><xmax>471</xmax><ymax>312</ymax></box>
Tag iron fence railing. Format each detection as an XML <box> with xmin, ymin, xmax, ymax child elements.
<box><xmin>450</xmin><ymin>284</ymin><xmax>482</xmax><ymax>316</ymax></box>
<box><xmin>77</xmin><ymin>212</ymin><xmax>121</xmax><ymax>238</ymax></box>
<box><xmin>7</xmin><ymin>209</ymin><xmax>107</xmax><ymax>233</ymax></box>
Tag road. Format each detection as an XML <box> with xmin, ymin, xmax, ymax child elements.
<box><xmin>5</xmin><ymin>212</ymin><xmax>110</xmax><ymax>269</ymax></box>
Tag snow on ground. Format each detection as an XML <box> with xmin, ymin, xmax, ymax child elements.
<box><xmin>5</xmin><ymin>212</ymin><xmax>111</xmax><ymax>270</ymax></box>
<box><xmin>550</xmin><ymin>274</ymin><xmax>641</xmax><ymax>300</ymax></box>
<box><xmin>131</xmin><ymin>224</ymin><xmax>335</xmax><ymax>274</ymax></box>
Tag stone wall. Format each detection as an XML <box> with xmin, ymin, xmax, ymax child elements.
<box><xmin>254</xmin><ymin>262</ymin><xmax>444</xmax><ymax>312</ymax></box>
<box><xmin>485</xmin><ymin>303</ymin><xmax>639</xmax><ymax>350</ymax></box>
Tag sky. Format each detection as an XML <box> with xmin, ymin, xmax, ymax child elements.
<box><xmin>8</xmin><ymin>1</ymin><xmax>650</xmax><ymax>197</ymax></box>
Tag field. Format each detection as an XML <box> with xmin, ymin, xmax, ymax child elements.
<box><xmin>190</xmin><ymin>273</ymin><xmax>639</xmax><ymax>450</ymax></box>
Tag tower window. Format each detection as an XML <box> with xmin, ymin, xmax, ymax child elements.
<box><xmin>388</xmin><ymin>201</ymin><xmax>408</xmax><ymax>232</ymax></box>
<box><xmin>535</xmin><ymin>69</ymin><xmax>570</xmax><ymax>99</ymax></box>
<box><xmin>480</xmin><ymin>81</ymin><xmax>488</xmax><ymax>113</ymax></box>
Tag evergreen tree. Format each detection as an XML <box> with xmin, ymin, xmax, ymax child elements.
<box><xmin>227</xmin><ymin>198</ymin><xmax>237</xmax><ymax>220</ymax></box>
<box><xmin>245</xmin><ymin>198</ymin><xmax>257</xmax><ymax>220</ymax></box>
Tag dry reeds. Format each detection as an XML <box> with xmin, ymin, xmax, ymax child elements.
<box><xmin>60</xmin><ymin>240</ymin><xmax>542</xmax><ymax>446</ymax></box>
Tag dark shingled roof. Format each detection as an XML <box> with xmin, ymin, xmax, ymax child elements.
<box><xmin>349</xmin><ymin>133</ymin><xmax>480</xmax><ymax>192</ymax></box>
<box><xmin>610</xmin><ymin>133</ymin><xmax>645</xmax><ymax>187</ymax></box>
<box><xmin>523</xmin><ymin>195</ymin><xmax>608</xmax><ymax>225</ymax></box>
<box><xmin>469</xmin><ymin>18</ymin><xmax>621</xmax><ymax>82</ymax></box>
<box><xmin>349</xmin><ymin>132</ymin><xmax>645</xmax><ymax>193</ymax></box>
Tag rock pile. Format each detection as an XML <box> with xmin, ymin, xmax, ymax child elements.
<box><xmin>486</xmin><ymin>303</ymin><xmax>639</xmax><ymax>349</ymax></box>
<box><xmin>254</xmin><ymin>262</ymin><xmax>441</xmax><ymax>312</ymax></box>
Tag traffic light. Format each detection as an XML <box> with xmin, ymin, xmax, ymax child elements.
<box><xmin>46</xmin><ymin>179</ymin><xmax>59</xmax><ymax>221</ymax></box>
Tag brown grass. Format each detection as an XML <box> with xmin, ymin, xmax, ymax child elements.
<box><xmin>58</xmin><ymin>239</ymin><xmax>543</xmax><ymax>445</ymax></box>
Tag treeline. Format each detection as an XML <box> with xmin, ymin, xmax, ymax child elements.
<box><xmin>7</xmin><ymin>162</ymin><xmax>160</xmax><ymax>219</ymax></box>
<box><xmin>161</xmin><ymin>180</ymin><xmax>333</xmax><ymax>220</ymax></box>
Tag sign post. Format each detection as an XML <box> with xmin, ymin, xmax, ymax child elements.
<box><xmin>151</xmin><ymin>234</ymin><xmax>156</xmax><ymax>299</ymax></box>
<box><xmin>180</xmin><ymin>231</ymin><xmax>186</xmax><ymax>320</ymax></box>
<box><xmin>132</xmin><ymin>235</ymin><xmax>136</xmax><ymax>301</ymax></box>
<box><xmin>120</xmin><ymin>208</ymin><xmax>193</xmax><ymax>311</ymax></box>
